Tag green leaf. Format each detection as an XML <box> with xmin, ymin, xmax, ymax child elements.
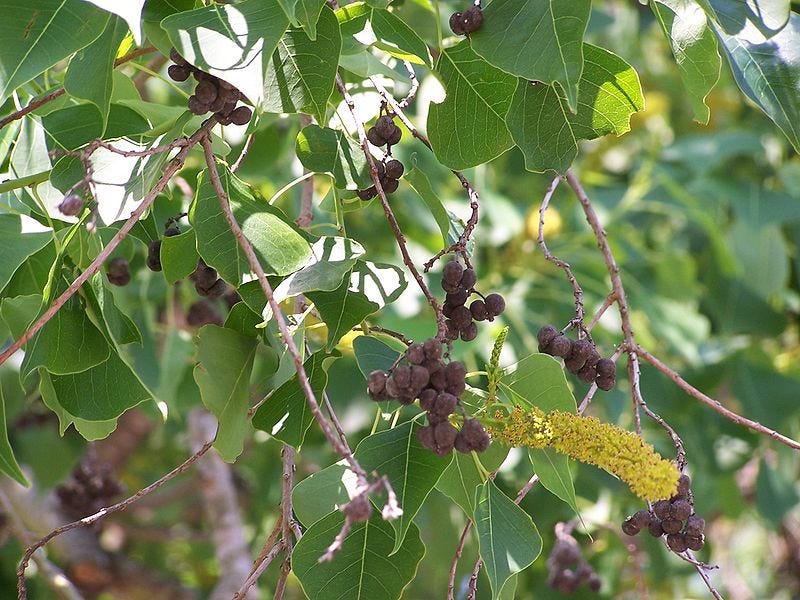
<box><xmin>361</xmin><ymin>421</ymin><xmax>452</xmax><ymax>553</ymax></box>
<box><xmin>42</xmin><ymin>104</ymin><xmax>104</xmax><ymax>151</ymax></box>
<box><xmin>0</xmin><ymin>0</ymin><xmax>109</xmax><ymax>104</ymax></box>
<box><xmin>270</xmin><ymin>236</ymin><xmax>365</xmax><ymax>306</ymax></box>
<box><xmin>85</xmin><ymin>274</ymin><xmax>142</xmax><ymax>346</ymax></box>
<box><xmin>293</xmin><ymin>461</ymin><xmax>355</xmax><ymax>526</ymax></box>
<box><xmin>0</xmin><ymin>215</ymin><xmax>52</xmax><ymax>292</ymax></box>
<box><xmin>713</xmin><ymin>13</ymin><xmax>800</xmax><ymax>152</ymax></box>
<box><xmin>194</xmin><ymin>325</ymin><xmax>258</xmax><ymax>462</ymax></box>
<box><xmin>506</xmin><ymin>44</ymin><xmax>644</xmax><ymax>173</ymax></box>
<box><xmin>427</xmin><ymin>41</ymin><xmax>516</xmax><ymax>170</ymax></box>
<box><xmin>276</xmin><ymin>0</ymin><xmax>327</xmax><ymax>39</ymax></box>
<box><xmin>162</xmin><ymin>0</ymin><xmax>290</xmax><ymax>105</ymax></box>
<box><xmin>48</xmin><ymin>350</ymin><xmax>151</xmax><ymax>421</ymax></box>
<box><xmin>306</xmin><ymin>274</ymin><xmax>379</xmax><ymax>350</ymax></box>
<box><xmin>141</xmin><ymin>0</ymin><xmax>195</xmax><ymax>56</ymax></box>
<box><xmin>295</xmin><ymin>125</ymin><xmax>371</xmax><ymax>190</ymax></box>
<box><xmin>19</xmin><ymin>298</ymin><xmax>111</xmax><ymax>381</ymax></box>
<box><xmin>161</xmin><ymin>229</ymin><xmax>199</xmax><ymax>285</ymax></box>
<box><xmin>499</xmin><ymin>353</ymin><xmax>577</xmax><ymax>413</ymax></box>
<box><xmin>252</xmin><ymin>351</ymin><xmax>336</xmax><ymax>447</ymax></box>
<box><xmin>82</xmin><ymin>0</ymin><xmax>146</xmax><ymax>44</ymax></box>
<box><xmin>190</xmin><ymin>166</ymin><xmax>312</xmax><ymax>284</ymax></box>
<box><xmin>261</xmin><ymin>6</ymin><xmax>340</xmax><ymax>122</ymax></box>
<box><xmin>470</xmin><ymin>0</ymin><xmax>590</xmax><ymax>112</ymax></box>
<box><xmin>336</xmin><ymin>3</ymin><xmax>431</xmax><ymax>66</ymax></box>
<box><xmin>699</xmin><ymin>0</ymin><xmax>790</xmax><ymax>38</ymax></box>
<box><xmin>528</xmin><ymin>448</ymin><xmax>580</xmax><ymax>515</ymax></box>
<box><xmin>652</xmin><ymin>0</ymin><xmax>721</xmax><ymax>124</ymax></box>
<box><xmin>293</xmin><ymin>511</ymin><xmax>425</xmax><ymax>600</ymax></box>
<box><xmin>0</xmin><ymin>386</ymin><xmax>28</xmax><ymax>486</ymax></box>
<box><xmin>403</xmin><ymin>161</ymin><xmax>452</xmax><ymax>248</ymax></box>
<box><xmin>39</xmin><ymin>369</ymin><xmax>118</xmax><ymax>440</ymax></box>
<box><xmin>436</xmin><ymin>443</ymin><xmax>508</xmax><ymax>515</ymax></box>
<box><xmin>64</xmin><ymin>16</ymin><xmax>129</xmax><ymax>129</ymax></box>
<box><xmin>293</xmin><ymin>420</ymin><xmax>451</xmax><ymax>552</ymax></box>
<box><xmin>474</xmin><ymin>480</ymin><xmax>542</xmax><ymax>600</ymax></box>
<box><xmin>353</xmin><ymin>335</ymin><xmax>402</xmax><ymax>378</ymax></box>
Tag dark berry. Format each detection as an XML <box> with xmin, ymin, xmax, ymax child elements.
<box><xmin>168</xmin><ymin>64</ymin><xmax>189</xmax><ymax>81</ymax></box>
<box><xmin>223</xmin><ymin>289</ymin><xmax>241</xmax><ymax>310</ymax></box>
<box><xmin>367</xmin><ymin>370</ymin><xmax>387</xmax><ymax>398</ymax></box>
<box><xmin>381</xmin><ymin>177</ymin><xmax>399</xmax><ymax>194</ymax></box>
<box><xmin>431</xmin><ymin>392</ymin><xmax>457</xmax><ymax>417</ymax></box>
<box><xmin>417</xmin><ymin>425</ymin><xmax>436</xmax><ymax>451</ymax></box>
<box><xmin>460</xmin><ymin>418</ymin><xmax>489</xmax><ymax>452</ymax></box>
<box><xmin>187</xmin><ymin>301</ymin><xmax>222</xmax><ymax>326</ymax></box>
<box><xmin>357</xmin><ymin>186</ymin><xmax>377</xmax><ymax>201</ymax></box>
<box><xmin>462</xmin><ymin>5</ymin><xmax>484</xmax><ymax>33</ymax></box>
<box><xmin>446</xmin><ymin>290</ymin><xmax>470</xmax><ymax>306</ymax></box>
<box><xmin>577</xmin><ymin>364</ymin><xmax>597</xmax><ymax>383</ymax></box>
<box><xmin>366</xmin><ymin>127</ymin><xmax>387</xmax><ymax>147</ymax></box>
<box><xmin>672</xmin><ymin>499</ymin><xmax>692</xmax><ymax>520</ymax></box>
<box><xmin>647</xmin><ymin>519</ymin><xmax>665</xmax><ymax>537</ymax></box>
<box><xmin>57</xmin><ymin>194</ymin><xmax>84</xmax><ymax>217</ymax></box>
<box><xmin>484</xmin><ymin>293</ymin><xmax>505</xmax><ymax>317</ymax></box>
<box><xmin>190</xmin><ymin>259</ymin><xmax>218</xmax><ymax>287</ymax></box>
<box><xmin>460</xmin><ymin>322</ymin><xmax>478</xmax><ymax>342</ymax></box>
<box><xmin>685</xmin><ymin>515</ymin><xmax>705</xmax><ymax>536</ymax></box>
<box><xmin>621</xmin><ymin>519</ymin><xmax>640</xmax><ymax>536</ymax></box>
<box><xmin>187</xmin><ymin>95</ymin><xmax>209</xmax><ymax>115</ymax></box>
<box><xmin>106</xmin><ymin>257</ymin><xmax>130</xmax><ymax>286</ymax></box>
<box><xmin>429</xmin><ymin>368</ymin><xmax>447</xmax><ymax>391</ymax></box>
<box><xmin>146</xmin><ymin>240</ymin><xmax>162</xmax><ymax>272</ymax></box>
<box><xmin>419</xmin><ymin>388</ymin><xmax>437</xmax><ymax>411</ymax></box>
<box><xmin>432</xmin><ymin>421</ymin><xmax>457</xmax><ymax>454</ymax></box>
<box><xmin>676</xmin><ymin>474</ymin><xmax>691</xmax><ymax>499</ymax></box>
<box><xmin>197</xmin><ymin>278</ymin><xmax>227</xmax><ymax>299</ymax></box>
<box><xmin>666</xmin><ymin>533</ymin><xmax>688</xmax><ymax>553</ymax></box>
<box><xmin>567</xmin><ymin>339</ymin><xmax>593</xmax><ymax>372</ymax></box>
<box><xmin>384</xmin><ymin>375</ymin><xmax>399</xmax><ymax>398</ymax></box>
<box><xmin>537</xmin><ymin>325</ymin><xmax>558</xmax><ymax>351</ymax></box>
<box><xmin>374</xmin><ymin>160</ymin><xmax>386</xmax><ymax>179</ymax></box>
<box><xmin>459</xmin><ymin>268</ymin><xmax>477</xmax><ymax>290</ymax></box>
<box><xmin>374</xmin><ymin>115</ymin><xmax>395</xmax><ymax>139</ymax></box>
<box><xmin>406</xmin><ymin>343</ymin><xmax>425</xmax><ymax>365</ymax></box>
<box><xmin>469</xmin><ymin>299</ymin><xmax>488</xmax><ymax>321</ymax></box>
<box><xmin>595</xmin><ymin>358</ymin><xmax>615</xmax><ymax>378</ymax></box>
<box><xmin>588</xmin><ymin>574</ymin><xmax>602</xmax><ymax>593</ymax></box>
<box><xmin>385</xmin><ymin>159</ymin><xmax>404</xmax><ymax>179</ymax></box>
<box><xmin>631</xmin><ymin>510</ymin><xmax>652</xmax><ymax>528</ymax></box>
<box><xmin>410</xmin><ymin>365</ymin><xmax>430</xmax><ymax>391</ymax></box>
<box><xmin>449</xmin><ymin>12</ymin><xmax>466</xmax><ymax>35</ymax></box>
<box><xmin>423</xmin><ymin>338</ymin><xmax>442</xmax><ymax>360</ymax></box>
<box><xmin>392</xmin><ymin>364</ymin><xmax>411</xmax><ymax>388</ymax></box>
<box><xmin>445</xmin><ymin>378</ymin><xmax>466</xmax><ymax>397</ymax></box>
<box><xmin>685</xmin><ymin>534</ymin><xmax>704</xmax><ymax>551</ymax></box>
<box><xmin>450</xmin><ymin>305</ymin><xmax>472</xmax><ymax>330</ymax></box>
<box><xmin>595</xmin><ymin>376</ymin><xmax>615</xmax><ymax>391</ymax></box>
<box><xmin>230</xmin><ymin>105</ymin><xmax>252</xmax><ymax>126</ymax></box>
<box><xmin>662</xmin><ymin>518</ymin><xmax>683</xmax><ymax>534</ymax></box>
<box><xmin>386</xmin><ymin>125</ymin><xmax>402</xmax><ymax>146</ymax></box>
<box><xmin>549</xmin><ymin>336</ymin><xmax>572</xmax><ymax>358</ymax></box>
<box><xmin>653</xmin><ymin>500</ymin><xmax>671</xmax><ymax>520</ymax></box>
<box><xmin>444</xmin><ymin>361</ymin><xmax>466</xmax><ymax>386</ymax></box>
<box><xmin>442</xmin><ymin>261</ymin><xmax>464</xmax><ymax>286</ymax></box>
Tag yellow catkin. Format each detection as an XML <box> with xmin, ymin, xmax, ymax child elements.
<box><xmin>489</xmin><ymin>407</ymin><xmax>678</xmax><ymax>501</ymax></box>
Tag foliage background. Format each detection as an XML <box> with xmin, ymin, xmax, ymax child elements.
<box><xmin>0</xmin><ymin>0</ymin><xmax>799</xmax><ymax>599</ymax></box>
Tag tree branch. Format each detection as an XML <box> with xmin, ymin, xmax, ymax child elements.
<box><xmin>17</xmin><ymin>442</ymin><xmax>215</xmax><ymax>599</ymax></box>
<box><xmin>0</xmin><ymin>120</ymin><xmax>216</xmax><ymax>369</ymax></box>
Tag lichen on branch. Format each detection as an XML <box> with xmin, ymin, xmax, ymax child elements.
<box><xmin>488</xmin><ymin>406</ymin><xmax>679</xmax><ymax>501</ymax></box>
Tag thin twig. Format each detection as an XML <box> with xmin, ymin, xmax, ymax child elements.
<box><xmin>0</xmin><ymin>120</ymin><xmax>216</xmax><ymax>369</ymax></box>
<box><xmin>447</xmin><ymin>520</ymin><xmax>472</xmax><ymax>600</ymax></box>
<box><xmin>0</xmin><ymin>490</ymin><xmax>85</xmax><ymax>600</ymax></box>
<box><xmin>0</xmin><ymin>47</ymin><xmax>156</xmax><ymax>131</ymax></box>
<box><xmin>636</xmin><ymin>345</ymin><xmax>800</xmax><ymax>451</ymax></box>
<box><xmin>538</xmin><ymin>175</ymin><xmax>587</xmax><ymax>328</ymax></box>
<box><xmin>231</xmin><ymin>132</ymin><xmax>256</xmax><ymax>174</ymax></box>
<box><xmin>335</xmin><ymin>75</ymin><xmax>446</xmax><ymax>337</ymax></box>
<box><xmin>234</xmin><ymin>541</ymin><xmax>286</xmax><ymax>600</ymax></box>
<box><xmin>323</xmin><ymin>392</ymin><xmax>352</xmax><ymax>454</ymax></box>
<box><xmin>274</xmin><ymin>445</ymin><xmax>295</xmax><ymax>600</ymax></box>
<box><xmin>585</xmin><ymin>291</ymin><xmax>617</xmax><ymax>332</ymax></box>
<box><xmin>397</xmin><ymin>61</ymin><xmax>420</xmax><ymax>108</ymax></box>
<box><xmin>17</xmin><ymin>442</ymin><xmax>214</xmax><ymax>599</ymax></box>
<box><xmin>233</xmin><ymin>518</ymin><xmax>284</xmax><ymax>600</ymax></box>
<box><xmin>200</xmin><ymin>136</ymin><xmax>369</xmax><ymax>482</ymax></box>
<box><xmin>368</xmin><ymin>76</ymin><xmax>480</xmax><ymax>270</ymax></box>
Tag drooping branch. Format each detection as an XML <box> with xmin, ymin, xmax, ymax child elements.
<box><xmin>335</xmin><ymin>75</ymin><xmax>446</xmax><ymax>337</ymax></box>
<box><xmin>17</xmin><ymin>441</ymin><xmax>215</xmax><ymax>599</ymax></box>
<box><xmin>0</xmin><ymin>119</ymin><xmax>217</xmax><ymax>369</ymax></box>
